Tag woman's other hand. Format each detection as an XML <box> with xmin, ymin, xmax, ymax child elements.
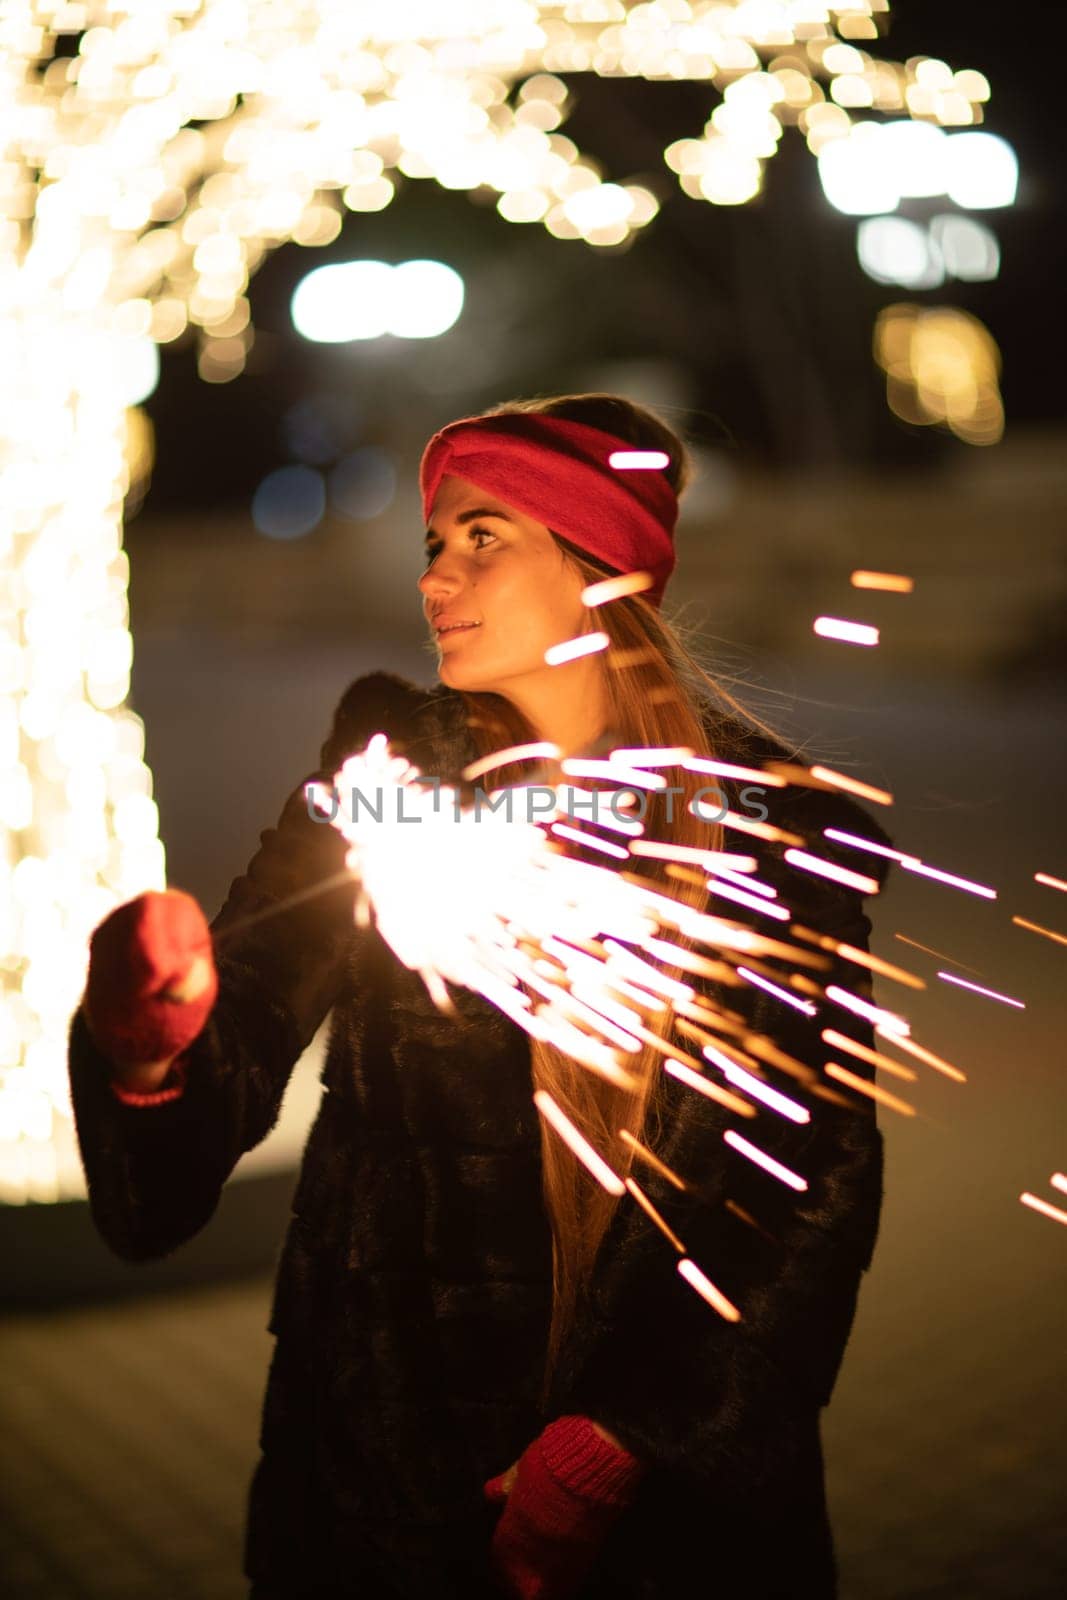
<box><xmin>84</xmin><ymin>888</ymin><xmax>217</xmax><ymax>1092</ymax></box>
<box><xmin>483</xmin><ymin>1416</ymin><xmax>643</xmax><ymax>1599</ymax></box>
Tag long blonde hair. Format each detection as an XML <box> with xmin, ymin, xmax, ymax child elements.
<box><xmin>447</xmin><ymin>394</ymin><xmax>781</xmax><ymax>1378</ymax></box>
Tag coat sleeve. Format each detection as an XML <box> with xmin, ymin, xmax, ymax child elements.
<box><xmin>546</xmin><ymin>791</ymin><xmax>893</xmax><ymax>1487</ymax></box>
<box><xmin>66</xmin><ymin>677</ymin><xmax>395</xmax><ymax>1263</ymax></box>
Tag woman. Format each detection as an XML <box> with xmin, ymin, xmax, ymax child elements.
<box><xmin>70</xmin><ymin>394</ymin><xmax>891</xmax><ymax>1599</ymax></box>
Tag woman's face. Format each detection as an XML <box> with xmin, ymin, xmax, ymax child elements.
<box><xmin>418</xmin><ymin>473</ymin><xmax>591</xmax><ymax>697</ymax></box>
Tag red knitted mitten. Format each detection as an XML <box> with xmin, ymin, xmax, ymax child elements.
<box><xmin>485</xmin><ymin>1415</ymin><xmax>644</xmax><ymax>1600</ymax></box>
<box><xmin>84</xmin><ymin>889</ymin><xmax>217</xmax><ymax>1081</ymax></box>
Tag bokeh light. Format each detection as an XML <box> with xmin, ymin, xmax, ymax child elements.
<box><xmin>945</xmin><ymin>133</ymin><xmax>1019</xmax><ymax>209</ymax></box>
<box><xmin>251</xmin><ymin>465</ymin><xmax>327</xmax><ymax>539</ymax></box>
<box><xmin>857</xmin><ymin>217</ymin><xmax>944</xmax><ymax>289</ymax></box>
<box><xmin>385</xmin><ymin>261</ymin><xmax>465</xmax><ymax>340</ymax></box>
<box><xmin>290</xmin><ymin>262</ymin><xmax>397</xmax><ymax>343</ymax></box>
<box><xmin>929</xmin><ymin>215</ymin><xmax>1000</xmax><ymax>282</ymax></box>
<box><xmin>874</xmin><ymin>305</ymin><xmax>1005</xmax><ymax>447</ymax></box>
<box><xmin>291</xmin><ymin>259</ymin><xmax>464</xmax><ymax>342</ymax></box>
<box><xmin>329</xmin><ymin>447</ymin><xmax>397</xmax><ymax>522</ymax></box>
<box><xmin>819</xmin><ymin>123</ymin><xmax>1019</xmax><ymax>216</ymax></box>
<box><xmin>282</xmin><ymin>393</ymin><xmax>363</xmax><ymax>466</ymax></box>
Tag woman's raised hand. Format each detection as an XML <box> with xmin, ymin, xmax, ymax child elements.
<box><xmin>83</xmin><ymin>888</ymin><xmax>218</xmax><ymax>1092</ymax></box>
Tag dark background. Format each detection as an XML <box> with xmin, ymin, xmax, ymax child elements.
<box><xmin>141</xmin><ymin>0</ymin><xmax>1065</xmax><ymax>508</ymax></box>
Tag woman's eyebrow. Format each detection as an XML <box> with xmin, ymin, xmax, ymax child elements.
<box><xmin>423</xmin><ymin>507</ymin><xmax>516</xmax><ymax>543</ymax></box>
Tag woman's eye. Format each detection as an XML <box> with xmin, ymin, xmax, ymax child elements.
<box><xmin>423</xmin><ymin>526</ymin><xmax>497</xmax><ymax>567</ymax></box>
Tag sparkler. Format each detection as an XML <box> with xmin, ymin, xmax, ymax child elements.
<box><xmin>312</xmin><ymin>723</ymin><xmax>958</xmax><ymax>1319</ymax></box>
<box><xmin>195</xmin><ymin>689</ymin><xmax>1056</xmax><ymax>1322</ymax></box>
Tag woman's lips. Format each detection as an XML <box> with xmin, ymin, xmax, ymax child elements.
<box><xmin>435</xmin><ymin>622</ymin><xmax>481</xmax><ymax>639</ymax></box>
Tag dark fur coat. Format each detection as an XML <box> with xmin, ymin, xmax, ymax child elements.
<box><xmin>68</xmin><ymin>672</ymin><xmax>893</xmax><ymax>1599</ymax></box>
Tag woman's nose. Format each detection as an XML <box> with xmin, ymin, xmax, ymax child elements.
<box><xmin>417</xmin><ymin>556</ymin><xmax>461</xmax><ymax>600</ymax></box>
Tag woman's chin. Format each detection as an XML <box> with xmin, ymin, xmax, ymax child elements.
<box><xmin>437</xmin><ymin>656</ymin><xmax>482</xmax><ymax>691</ymax></box>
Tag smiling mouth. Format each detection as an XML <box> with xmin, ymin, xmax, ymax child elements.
<box><xmin>435</xmin><ymin>622</ymin><xmax>481</xmax><ymax>636</ymax></box>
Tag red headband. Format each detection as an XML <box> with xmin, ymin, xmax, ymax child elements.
<box><xmin>419</xmin><ymin>412</ymin><xmax>679</xmax><ymax>608</ymax></box>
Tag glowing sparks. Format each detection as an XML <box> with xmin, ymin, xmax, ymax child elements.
<box><xmin>665</xmin><ymin>1058</ymin><xmax>755</xmax><ymax>1117</ymax></box>
<box><xmin>563</xmin><ymin>759</ymin><xmax>668</xmax><ymax>790</ymax></box>
<box><xmin>937</xmin><ymin>972</ymin><xmax>1026</xmax><ymax>1010</ymax></box>
<box><xmin>850</xmin><ymin>570</ymin><xmax>915</xmax><ymax>593</ymax></box>
<box><xmin>708</xmin><ymin>882</ymin><xmax>791</xmax><ymax>921</ymax></box>
<box><xmin>1035</xmin><ymin>873</ymin><xmax>1067</xmax><ymax>894</ymax></box>
<box><xmin>703</xmin><ymin>1045</ymin><xmax>810</xmax><ymax>1123</ymax></box>
<box><xmin>898</xmin><ymin>858</ymin><xmax>998</xmax><ymax>899</ymax></box>
<box><xmin>544</xmin><ymin>632</ymin><xmax>610</xmax><ymax>666</ymax></box>
<box><xmin>624</xmin><ymin>1177</ymin><xmax>686</xmax><ymax>1253</ymax></box>
<box><xmin>551</xmin><ymin>823</ymin><xmax>630</xmax><ymax>860</ymax></box>
<box><xmin>601</xmin><ymin>941</ymin><xmax>694</xmax><ymax>1005</ymax></box>
<box><xmin>683</xmin><ymin>755</ymin><xmax>788</xmax><ymax>787</ymax></box>
<box><xmin>813</xmin><ymin>617</ymin><xmax>880</xmax><ymax>647</ymax></box>
<box><xmin>821</xmin><ymin>1029</ymin><xmax>919</xmax><ymax>1083</ymax></box>
<box><xmin>318</xmin><ymin>739</ymin><xmax>856</xmax><ymax>1133</ymax></box>
<box><xmin>1020</xmin><ymin>1194</ymin><xmax>1067</xmax><ymax>1227</ymax></box>
<box><xmin>581</xmin><ymin>571</ymin><xmax>654</xmax><ymax>606</ymax></box>
<box><xmin>784</xmin><ymin>849</ymin><xmax>881</xmax><ymax>896</ymax></box>
<box><xmin>555</xmin><ymin>786</ymin><xmax>644</xmax><ymax>837</ymax></box>
<box><xmin>824</xmin><ymin>827</ymin><xmax>909</xmax><ymax>864</ymax></box>
<box><xmin>824</xmin><ymin>1062</ymin><xmax>917</xmax><ymax>1117</ymax></box>
<box><xmin>612</xmin><ymin>747</ymin><xmax>694</xmax><ymax>767</ymax></box>
<box><xmin>825</xmin><ymin>985</ymin><xmax>910</xmax><ymax>1037</ymax></box>
<box><xmin>724</xmin><ymin>1130</ymin><xmax>808</xmax><ymax>1192</ymax></box>
<box><xmin>702</xmin><ymin>857</ymin><xmax>760</xmax><ymax>878</ymax></box>
<box><xmin>716</xmin><ymin>869</ymin><xmax>778</xmax><ymax>900</ymax></box>
<box><xmin>737</xmin><ymin>967</ymin><xmax>819</xmax><ymax>1018</ymax></box>
<box><xmin>698</xmin><ymin>807</ymin><xmax>804</xmax><ymax>847</ymax></box>
<box><xmin>794</xmin><ymin>927</ymin><xmax>924</xmax><ymax>990</ymax></box>
<box><xmin>677</xmin><ymin>1258</ymin><xmax>741</xmax><ymax>1323</ymax></box>
<box><xmin>535</xmin><ymin>1091</ymin><xmax>626</xmax><ymax>1196</ymax></box>
<box><xmin>764</xmin><ymin>763</ymin><xmax>893</xmax><ymax>809</ymax></box>
<box><xmin>630</xmin><ymin>841</ymin><xmax>737</xmax><ymax>871</ymax></box>
<box><xmin>608</xmin><ymin>451</ymin><xmax>670</xmax><ymax>470</ymax></box>
<box><xmin>893</xmin><ymin>932</ymin><xmax>983</xmax><ymax>975</ymax></box>
<box><xmin>874</xmin><ymin>1029</ymin><xmax>967</xmax><ymax>1084</ymax></box>
<box><xmin>809</xmin><ymin>768</ymin><xmax>893</xmax><ymax>806</ymax></box>
<box><xmin>619</xmin><ymin>1129</ymin><xmax>688</xmax><ymax>1193</ymax></box>
<box><xmin>1011</xmin><ymin>916</ymin><xmax>1067</xmax><ymax>949</ymax></box>
<box><xmin>463</xmin><ymin>743</ymin><xmax>560</xmax><ymax>781</ymax></box>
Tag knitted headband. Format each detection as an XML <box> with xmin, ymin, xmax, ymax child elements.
<box><xmin>418</xmin><ymin>412</ymin><xmax>679</xmax><ymax>608</ymax></box>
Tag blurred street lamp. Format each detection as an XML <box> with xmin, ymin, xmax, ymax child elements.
<box><xmin>290</xmin><ymin>259</ymin><xmax>465</xmax><ymax>344</ymax></box>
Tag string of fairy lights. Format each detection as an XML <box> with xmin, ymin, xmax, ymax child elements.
<box><xmin>0</xmin><ymin>2</ymin><xmax>1009</xmax><ymax>1199</ymax></box>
